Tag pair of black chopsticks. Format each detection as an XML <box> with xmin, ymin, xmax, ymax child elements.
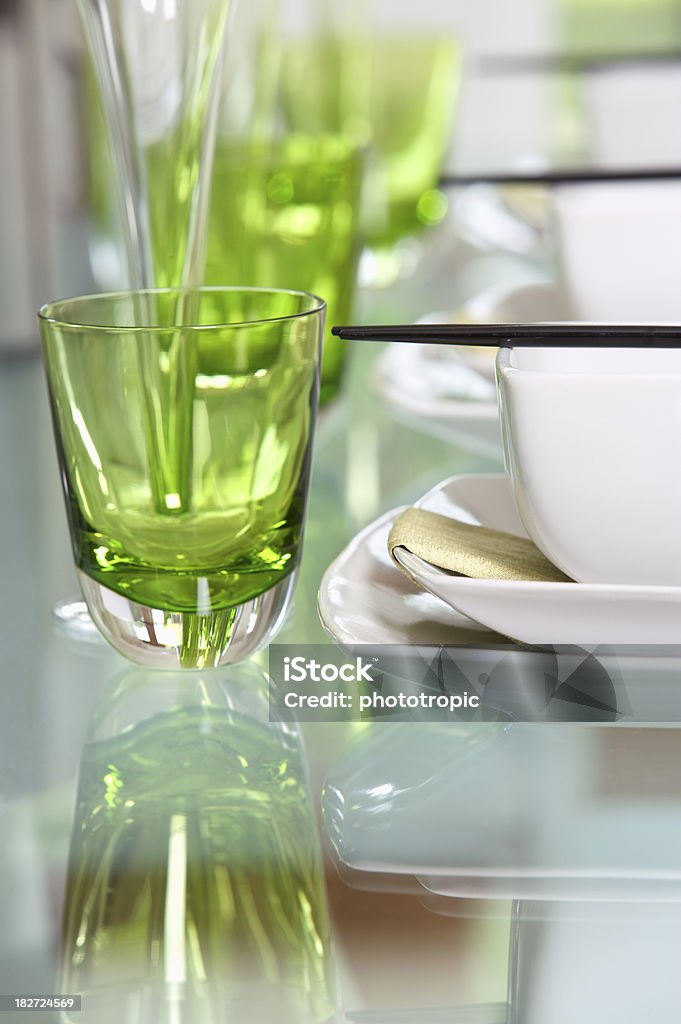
<box><xmin>439</xmin><ymin>167</ymin><xmax>681</xmax><ymax>186</ymax></box>
<box><xmin>331</xmin><ymin>323</ymin><xmax>681</xmax><ymax>348</ymax></box>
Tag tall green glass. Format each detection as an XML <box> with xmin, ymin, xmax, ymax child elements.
<box><xmin>199</xmin><ymin>135</ymin><xmax>362</xmax><ymax>406</ymax></box>
<box><xmin>39</xmin><ymin>287</ymin><xmax>324</xmax><ymax>669</ymax></box>
<box><xmin>282</xmin><ymin>34</ymin><xmax>461</xmax><ymax>273</ymax></box>
<box><xmin>83</xmin><ymin>89</ymin><xmax>363</xmax><ymax>406</ymax></box>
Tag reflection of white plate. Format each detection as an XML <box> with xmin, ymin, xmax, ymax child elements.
<box><xmin>395</xmin><ymin>475</ymin><xmax>681</xmax><ymax>646</ymax></box>
<box><xmin>317</xmin><ymin>504</ymin><xmax>504</xmax><ymax>647</ymax></box>
<box><xmin>324</xmin><ymin>721</ymin><xmax>681</xmax><ymax>900</ymax></box>
<box><xmin>345</xmin><ymin>1006</ymin><xmax>508</xmax><ymax>1023</ymax></box>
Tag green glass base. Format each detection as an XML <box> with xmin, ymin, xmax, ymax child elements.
<box><xmin>78</xmin><ymin>569</ymin><xmax>296</xmax><ymax>668</ymax></box>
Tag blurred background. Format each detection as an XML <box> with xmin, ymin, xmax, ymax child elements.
<box><xmin>5</xmin><ymin>0</ymin><xmax>681</xmax><ymax>354</ymax></box>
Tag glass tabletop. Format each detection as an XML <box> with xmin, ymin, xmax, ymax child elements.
<box><xmin>7</xmin><ymin>3</ymin><xmax>681</xmax><ymax>1018</ymax></box>
<box><xmin>0</xmin><ymin>229</ymin><xmax>517</xmax><ymax>1021</ymax></box>
<box><xmin>1</xmin><ymin>219</ymin><xmax>680</xmax><ymax>1021</ymax></box>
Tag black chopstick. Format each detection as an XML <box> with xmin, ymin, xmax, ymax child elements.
<box><xmin>331</xmin><ymin>323</ymin><xmax>681</xmax><ymax>347</ymax></box>
<box><xmin>439</xmin><ymin>166</ymin><xmax>681</xmax><ymax>187</ymax></box>
<box><xmin>475</xmin><ymin>49</ymin><xmax>681</xmax><ymax>75</ymax></box>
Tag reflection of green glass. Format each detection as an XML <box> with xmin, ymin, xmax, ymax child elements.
<box><xmin>282</xmin><ymin>36</ymin><xmax>460</xmax><ymax>250</ymax></box>
<box><xmin>39</xmin><ymin>288</ymin><xmax>323</xmax><ymax>668</ymax></box>
<box><xmin>61</xmin><ymin>704</ymin><xmax>335</xmax><ymax>1023</ymax></box>
<box><xmin>197</xmin><ymin>135</ymin><xmax>363</xmax><ymax>406</ymax></box>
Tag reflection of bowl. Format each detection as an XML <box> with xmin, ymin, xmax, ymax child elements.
<box><xmin>497</xmin><ymin>345</ymin><xmax>681</xmax><ymax>585</ymax></box>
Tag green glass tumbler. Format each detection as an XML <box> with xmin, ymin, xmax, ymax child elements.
<box><xmin>39</xmin><ymin>287</ymin><xmax>324</xmax><ymax>669</ymax></box>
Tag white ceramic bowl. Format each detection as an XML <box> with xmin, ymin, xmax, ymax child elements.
<box><xmin>552</xmin><ymin>181</ymin><xmax>681</xmax><ymax>322</ymax></box>
<box><xmin>584</xmin><ymin>65</ymin><xmax>681</xmax><ymax>166</ymax></box>
<box><xmin>496</xmin><ymin>345</ymin><xmax>681</xmax><ymax>585</ymax></box>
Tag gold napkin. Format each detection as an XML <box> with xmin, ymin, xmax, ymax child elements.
<box><xmin>388</xmin><ymin>507</ymin><xmax>573</xmax><ymax>584</ymax></box>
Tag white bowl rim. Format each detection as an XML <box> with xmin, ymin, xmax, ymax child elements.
<box><xmin>496</xmin><ymin>345</ymin><xmax>681</xmax><ymax>378</ymax></box>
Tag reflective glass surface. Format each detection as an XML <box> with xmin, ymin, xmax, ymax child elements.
<box><xmin>3</xmin><ymin>209</ymin><xmax>681</xmax><ymax>1022</ymax></box>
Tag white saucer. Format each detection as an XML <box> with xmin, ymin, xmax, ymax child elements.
<box><xmin>453</xmin><ymin>182</ymin><xmax>547</xmax><ymax>256</ymax></box>
<box><xmin>319</xmin><ymin>474</ymin><xmax>681</xmax><ymax>646</ymax></box>
<box><xmin>318</xmin><ymin>504</ymin><xmax>505</xmax><ymax>647</ymax></box>
<box><xmin>371</xmin><ymin>280</ymin><xmax>566</xmax><ymax>457</ymax></box>
<box><xmin>372</xmin><ymin>343</ymin><xmax>501</xmax><ymax>457</ymax></box>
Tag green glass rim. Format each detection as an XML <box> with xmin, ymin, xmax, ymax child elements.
<box><xmin>38</xmin><ymin>285</ymin><xmax>327</xmax><ymax>333</ymax></box>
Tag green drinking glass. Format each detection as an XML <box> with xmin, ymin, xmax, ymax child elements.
<box><xmin>281</xmin><ymin>31</ymin><xmax>461</xmax><ymax>286</ymax></box>
<box><xmin>39</xmin><ymin>287</ymin><xmax>324</xmax><ymax>669</ymax></box>
<box><xmin>199</xmin><ymin>134</ymin><xmax>363</xmax><ymax>407</ymax></box>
